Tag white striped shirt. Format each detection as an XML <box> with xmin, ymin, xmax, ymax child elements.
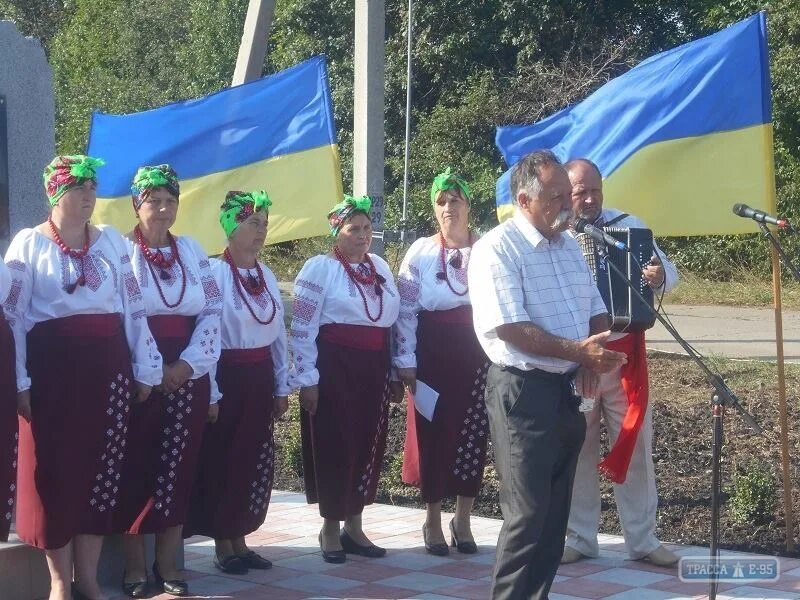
<box><xmin>468</xmin><ymin>211</ymin><xmax>607</xmax><ymax>373</ymax></box>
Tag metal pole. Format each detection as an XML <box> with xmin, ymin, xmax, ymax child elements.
<box><xmin>232</xmin><ymin>0</ymin><xmax>277</xmax><ymax>86</ymax></box>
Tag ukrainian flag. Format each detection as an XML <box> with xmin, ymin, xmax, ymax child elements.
<box><xmin>87</xmin><ymin>56</ymin><xmax>342</xmax><ymax>254</ymax></box>
<box><xmin>495</xmin><ymin>12</ymin><xmax>774</xmax><ymax>236</ymax></box>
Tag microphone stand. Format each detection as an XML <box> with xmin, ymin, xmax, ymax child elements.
<box><xmin>758</xmin><ymin>222</ymin><xmax>800</xmax><ymax>282</ymax></box>
<box><xmin>601</xmin><ymin>257</ymin><xmax>762</xmax><ymax>600</ymax></box>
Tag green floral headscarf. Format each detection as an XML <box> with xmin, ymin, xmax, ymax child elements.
<box><xmin>430</xmin><ymin>167</ymin><xmax>472</xmax><ymax>206</ymax></box>
<box><xmin>327</xmin><ymin>194</ymin><xmax>372</xmax><ymax>236</ymax></box>
<box><xmin>219</xmin><ymin>190</ymin><xmax>272</xmax><ymax>238</ymax></box>
<box><xmin>43</xmin><ymin>155</ymin><xmax>105</xmax><ymax>206</ymax></box>
<box><xmin>130</xmin><ymin>165</ymin><xmax>180</xmax><ymax>210</ymax></box>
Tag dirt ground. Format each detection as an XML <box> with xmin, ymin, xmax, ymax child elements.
<box><xmin>275</xmin><ymin>351</ymin><xmax>800</xmax><ymax>557</ymax></box>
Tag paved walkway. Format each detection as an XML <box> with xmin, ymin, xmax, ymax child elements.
<box><xmin>105</xmin><ymin>491</ymin><xmax>800</xmax><ymax>600</ymax></box>
<box><xmin>647</xmin><ymin>304</ymin><xmax>800</xmax><ymax>363</ymax></box>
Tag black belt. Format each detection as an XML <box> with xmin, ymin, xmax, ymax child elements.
<box><xmin>502</xmin><ymin>365</ymin><xmax>577</xmax><ymax>382</ymax></box>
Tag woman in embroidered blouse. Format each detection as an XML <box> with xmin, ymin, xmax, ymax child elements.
<box><xmin>186</xmin><ymin>190</ymin><xmax>290</xmax><ymax>574</ymax></box>
<box><xmin>290</xmin><ymin>195</ymin><xmax>400</xmax><ymax>563</ymax></box>
<box><xmin>0</xmin><ymin>256</ymin><xmax>16</xmax><ymax>544</ymax></box>
<box><xmin>4</xmin><ymin>155</ymin><xmax>162</xmax><ymax>600</ymax></box>
<box><xmin>393</xmin><ymin>169</ymin><xmax>489</xmax><ymax>556</ymax></box>
<box><xmin>114</xmin><ymin>165</ymin><xmax>221</xmax><ymax>598</ymax></box>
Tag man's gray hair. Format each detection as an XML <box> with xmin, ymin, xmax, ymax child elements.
<box><xmin>564</xmin><ymin>157</ymin><xmax>603</xmax><ymax>178</ymax></box>
<box><xmin>510</xmin><ymin>149</ymin><xmax>562</xmax><ymax>205</ymax></box>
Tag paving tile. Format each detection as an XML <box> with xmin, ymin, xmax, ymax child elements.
<box><xmin>154</xmin><ymin>491</ymin><xmax>800</xmax><ymax>599</ymax></box>
<box><xmin>323</xmin><ymin>561</ymin><xmax>412</xmax><ymax>583</ymax></box>
<box><xmin>375</xmin><ymin>572</ymin><xmax>470</xmax><ymax>592</ymax></box>
<box><xmin>551</xmin><ymin>577</ymin><xmax>634</xmax><ymax>599</ymax></box>
<box><xmin>274</xmin><ymin>553</ymin><xmax>345</xmax><ymax>573</ymax></box>
<box><xmin>272</xmin><ymin>572</ymin><xmax>362</xmax><ymax>594</ymax></box>
<box><xmin>178</xmin><ymin>574</ymin><xmax>260</xmax><ymax>595</ymax></box>
<box><xmin>379</xmin><ymin>550</ymin><xmax>456</xmax><ymax>571</ymax></box>
<box><xmin>434</xmin><ymin>579</ymin><xmax>492</xmax><ymax>600</ymax></box>
<box><xmin>602</xmin><ymin>589</ymin><xmax>686</xmax><ymax>600</ymax></box>
<box><xmin>337</xmin><ymin>582</ymin><xmax>424</xmax><ymax>598</ymax></box>
<box><xmin>717</xmin><ymin>585</ymin><xmax>800</xmax><ymax>599</ymax></box>
<box><xmin>584</xmin><ymin>566</ymin><xmax>673</xmax><ymax>586</ymax></box>
<box><xmin>422</xmin><ymin>559</ymin><xmax>493</xmax><ymax>580</ymax></box>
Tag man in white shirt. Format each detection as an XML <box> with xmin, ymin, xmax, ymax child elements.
<box><xmin>562</xmin><ymin>158</ymin><xmax>680</xmax><ymax>568</ymax></box>
<box><xmin>469</xmin><ymin>150</ymin><xmax>627</xmax><ymax>600</ymax></box>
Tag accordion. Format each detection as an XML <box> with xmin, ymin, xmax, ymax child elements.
<box><xmin>576</xmin><ymin>227</ymin><xmax>656</xmax><ymax>332</ymax></box>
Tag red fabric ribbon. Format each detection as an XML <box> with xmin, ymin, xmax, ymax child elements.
<box><xmin>597</xmin><ymin>331</ymin><xmax>648</xmax><ymax>484</ymax></box>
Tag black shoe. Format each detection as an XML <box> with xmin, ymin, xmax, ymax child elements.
<box><xmin>422</xmin><ymin>524</ymin><xmax>449</xmax><ymax>556</ymax></box>
<box><xmin>121</xmin><ymin>573</ymin><xmax>149</xmax><ymax>599</ymax></box>
<box><xmin>236</xmin><ymin>550</ymin><xmax>273</xmax><ymax>570</ymax></box>
<box><xmin>449</xmin><ymin>518</ymin><xmax>478</xmax><ymax>554</ymax></box>
<box><xmin>153</xmin><ymin>561</ymin><xmax>189</xmax><ymax>596</ymax></box>
<box><xmin>340</xmin><ymin>529</ymin><xmax>386</xmax><ymax>558</ymax></box>
<box><xmin>318</xmin><ymin>532</ymin><xmax>346</xmax><ymax>564</ymax></box>
<box><xmin>213</xmin><ymin>553</ymin><xmax>249</xmax><ymax>574</ymax></box>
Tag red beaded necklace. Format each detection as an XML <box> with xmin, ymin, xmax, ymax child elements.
<box><xmin>223</xmin><ymin>248</ymin><xmax>276</xmax><ymax>325</ymax></box>
<box><xmin>134</xmin><ymin>226</ymin><xmax>186</xmax><ymax>308</ymax></box>
<box><xmin>333</xmin><ymin>245</ymin><xmax>385</xmax><ymax>323</ymax></box>
<box><xmin>435</xmin><ymin>232</ymin><xmax>470</xmax><ymax>297</ymax></box>
<box><xmin>48</xmin><ymin>216</ymin><xmax>89</xmax><ymax>294</ymax></box>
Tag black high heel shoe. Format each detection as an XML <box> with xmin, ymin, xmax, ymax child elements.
<box><xmin>121</xmin><ymin>572</ymin><xmax>149</xmax><ymax>598</ymax></box>
<box><xmin>318</xmin><ymin>532</ymin><xmax>346</xmax><ymax>564</ymax></box>
<box><xmin>153</xmin><ymin>560</ymin><xmax>189</xmax><ymax>596</ymax></box>
<box><xmin>449</xmin><ymin>518</ymin><xmax>478</xmax><ymax>554</ymax></box>
<box><xmin>340</xmin><ymin>529</ymin><xmax>386</xmax><ymax>558</ymax></box>
<box><xmin>422</xmin><ymin>523</ymin><xmax>449</xmax><ymax>556</ymax></box>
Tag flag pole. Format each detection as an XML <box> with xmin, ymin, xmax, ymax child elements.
<box><xmin>771</xmin><ymin>245</ymin><xmax>795</xmax><ymax>551</ymax></box>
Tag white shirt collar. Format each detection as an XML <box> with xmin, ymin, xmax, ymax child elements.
<box><xmin>513</xmin><ymin>209</ymin><xmax>565</xmax><ymax>249</ymax></box>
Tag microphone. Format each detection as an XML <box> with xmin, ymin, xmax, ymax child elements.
<box><xmin>573</xmin><ymin>218</ymin><xmax>628</xmax><ymax>251</ymax></box>
<box><xmin>733</xmin><ymin>203</ymin><xmax>794</xmax><ymax>231</ymax></box>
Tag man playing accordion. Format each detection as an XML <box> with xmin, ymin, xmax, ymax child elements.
<box><xmin>562</xmin><ymin>158</ymin><xmax>680</xmax><ymax>568</ymax></box>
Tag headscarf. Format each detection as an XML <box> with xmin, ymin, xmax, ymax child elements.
<box><xmin>327</xmin><ymin>194</ymin><xmax>372</xmax><ymax>236</ymax></box>
<box><xmin>430</xmin><ymin>167</ymin><xmax>472</xmax><ymax>206</ymax></box>
<box><xmin>130</xmin><ymin>164</ymin><xmax>180</xmax><ymax>210</ymax></box>
<box><xmin>43</xmin><ymin>155</ymin><xmax>105</xmax><ymax>206</ymax></box>
<box><xmin>219</xmin><ymin>190</ymin><xmax>272</xmax><ymax>238</ymax></box>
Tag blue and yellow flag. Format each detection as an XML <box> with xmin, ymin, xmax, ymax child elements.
<box><xmin>495</xmin><ymin>13</ymin><xmax>774</xmax><ymax>236</ymax></box>
<box><xmin>87</xmin><ymin>56</ymin><xmax>342</xmax><ymax>254</ymax></box>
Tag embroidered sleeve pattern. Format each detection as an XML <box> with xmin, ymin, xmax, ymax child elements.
<box><xmin>180</xmin><ymin>250</ymin><xmax>222</xmax><ymax>378</ymax></box>
<box><xmin>116</xmin><ymin>239</ymin><xmax>163</xmax><ymax>386</ymax></box>
<box><xmin>393</xmin><ymin>251</ymin><xmax>422</xmax><ymax>370</ymax></box>
<box><xmin>289</xmin><ymin>258</ymin><xmax>327</xmax><ymax>388</ymax></box>
<box><xmin>3</xmin><ymin>248</ymin><xmax>33</xmax><ymax>392</ymax></box>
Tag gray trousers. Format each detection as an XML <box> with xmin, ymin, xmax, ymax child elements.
<box><xmin>485</xmin><ymin>365</ymin><xmax>586</xmax><ymax>600</ymax></box>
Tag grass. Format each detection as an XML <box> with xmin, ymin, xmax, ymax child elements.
<box><xmin>665</xmin><ymin>269</ymin><xmax>800</xmax><ymax>310</ymax></box>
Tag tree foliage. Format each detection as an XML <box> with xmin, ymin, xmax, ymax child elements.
<box><xmin>1</xmin><ymin>0</ymin><xmax>799</xmax><ymax>277</ymax></box>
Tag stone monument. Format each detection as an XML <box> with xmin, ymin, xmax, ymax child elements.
<box><xmin>0</xmin><ymin>21</ymin><xmax>53</xmax><ymax>252</ymax></box>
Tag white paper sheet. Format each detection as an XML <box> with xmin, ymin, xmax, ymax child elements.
<box><xmin>411</xmin><ymin>380</ymin><xmax>439</xmax><ymax>422</ymax></box>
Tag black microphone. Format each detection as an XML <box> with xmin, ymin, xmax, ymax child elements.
<box><xmin>732</xmin><ymin>203</ymin><xmax>794</xmax><ymax>231</ymax></box>
<box><xmin>574</xmin><ymin>218</ymin><xmax>628</xmax><ymax>251</ymax></box>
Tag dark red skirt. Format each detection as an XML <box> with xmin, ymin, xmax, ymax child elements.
<box><xmin>301</xmin><ymin>324</ymin><xmax>391</xmax><ymax>520</ymax></box>
<box><xmin>0</xmin><ymin>315</ymin><xmax>17</xmax><ymax>541</ymax></box>
<box><xmin>17</xmin><ymin>314</ymin><xmax>134</xmax><ymax>549</ymax></box>
<box><xmin>114</xmin><ymin>315</ymin><xmax>210</xmax><ymax>534</ymax></box>
<box><xmin>402</xmin><ymin>306</ymin><xmax>490</xmax><ymax>502</ymax></box>
<box><xmin>186</xmin><ymin>346</ymin><xmax>276</xmax><ymax>539</ymax></box>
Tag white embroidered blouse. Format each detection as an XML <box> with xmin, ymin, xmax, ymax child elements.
<box><xmin>208</xmin><ymin>258</ymin><xmax>291</xmax><ymax>403</ymax></box>
<box><xmin>289</xmin><ymin>253</ymin><xmax>400</xmax><ymax>389</ymax></box>
<box><xmin>393</xmin><ymin>236</ymin><xmax>473</xmax><ymax>370</ymax></box>
<box><xmin>4</xmin><ymin>225</ymin><xmax>163</xmax><ymax>391</ymax></box>
<box><xmin>126</xmin><ymin>235</ymin><xmax>222</xmax><ymax>380</ymax></box>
